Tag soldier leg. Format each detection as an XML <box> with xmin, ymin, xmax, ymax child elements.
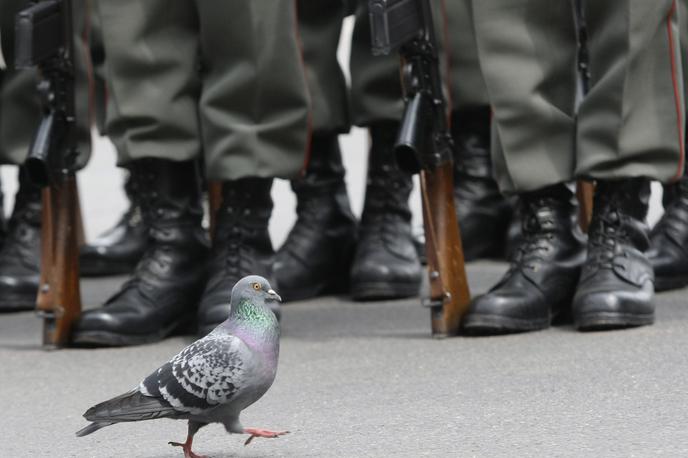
<box><xmin>74</xmin><ymin>0</ymin><xmax>210</xmax><ymax>346</ymax></box>
<box><xmin>464</xmin><ymin>0</ymin><xmax>586</xmax><ymax>335</ymax></box>
<box><xmin>445</xmin><ymin>0</ymin><xmax>513</xmax><ymax>261</ymax></box>
<box><xmin>348</xmin><ymin>0</ymin><xmax>422</xmax><ymax>300</ymax></box>
<box><xmin>273</xmin><ymin>0</ymin><xmax>357</xmax><ymax>302</ymax></box>
<box><xmin>572</xmin><ymin>0</ymin><xmax>683</xmax><ymax>330</ymax></box>
<box><xmin>0</xmin><ymin>69</ymin><xmax>41</xmax><ymax>313</ymax></box>
<box><xmin>0</xmin><ymin>0</ymin><xmax>43</xmax><ymax>311</ymax></box>
<box><xmin>79</xmin><ymin>8</ymin><xmax>148</xmax><ymax>277</ymax></box>
<box><xmin>194</xmin><ymin>0</ymin><xmax>311</xmax><ymax>334</ymax></box>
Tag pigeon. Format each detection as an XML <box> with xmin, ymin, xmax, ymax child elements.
<box><xmin>76</xmin><ymin>275</ymin><xmax>286</xmax><ymax>458</ymax></box>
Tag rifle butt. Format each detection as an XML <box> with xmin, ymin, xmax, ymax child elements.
<box><xmin>36</xmin><ymin>188</ymin><xmax>54</xmax><ymax>315</ymax></box>
<box><xmin>39</xmin><ymin>176</ymin><xmax>82</xmax><ymax>347</ymax></box>
<box><xmin>420</xmin><ymin>163</ymin><xmax>471</xmax><ymax>337</ymax></box>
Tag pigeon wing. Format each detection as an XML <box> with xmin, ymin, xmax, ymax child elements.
<box><xmin>139</xmin><ymin>333</ymin><xmax>251</xmax><ymax>415</ymax></box>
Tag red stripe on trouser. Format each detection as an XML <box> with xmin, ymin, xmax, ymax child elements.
<box><xmin>667</xmin><ymin>0</ymin><xmax>685</xmax><ymax>179</ymax></box>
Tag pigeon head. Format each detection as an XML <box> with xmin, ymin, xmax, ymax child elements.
<box><xmin>228</xmin><ymin>275</ymin><xmax>282</xmax><ymax>325</ymax></box>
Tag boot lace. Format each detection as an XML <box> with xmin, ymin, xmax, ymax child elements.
<box><xmin>214</xmin><ymin>196</ymin><xmax>265</xmax><ymax>283</ymax></box>
<box><xmin>511</xmin><ymin>198</ymin><xmax>556</xmax><ymax>272</ymax></box>
<box><xmin>587</xmin><ymin>209</ymin><xmax>626</xmax><ymax>270</ymax></box>
<box><xmin>359</xmin><ymin>168</ymin><xmax>410</xmax><ymax>244</ymax></box>
<box><xmin>218</xmin><ymin>207</ymin><xmax>246</xmax><ymax>280</ymax></box>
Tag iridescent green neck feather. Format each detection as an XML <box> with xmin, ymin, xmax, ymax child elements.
<box><xmin>230</xmin><ymin>299</ymin><xmax>278</xmax><ymax>335</ymax></box>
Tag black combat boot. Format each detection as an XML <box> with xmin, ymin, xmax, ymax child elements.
<box><xmin>80</xmin><ymin>174</ymin><xmax>148</xmax><ymax>276</ymax></box>
<box><xmin>463</xmin><ymin>184</ymin><xmax>586</xmax><ymax>335</ymax></box>
<box><xmin>647</xmin><ymin>176</ymin><xmax>688</xmax><ymax>291</ymax></box>
<box><xmin>452</xmin><ymin>107</ymin><xmax>512</xmax><ymax>261</ymax></box>
<box><xmin>573</xmin><ymin>179</ymin><xmax>654</xmax><ymax>331</ymax></box>
<box><xmin>350</xmin><ymin>123</ymin><xmax>422</xmax><ymax>300</ymax></box>
<box><xmin>0</xmin><ymin>167</ymin><xmax>41</xmax><ymax>312</ymax></box>
<box><xmin>73</xmin><ymin>159</ymin><xmax>209</xmax><ymax>346</ymax></box>
<box><xmin>197</xmin><ymin>177</ymin><xmax>276</xmax><ymax>335</ymax></box>
<box><xmin>274</xmin><ymin>134</ymin><xmax>357</xmax><ymax>301</ymax></box>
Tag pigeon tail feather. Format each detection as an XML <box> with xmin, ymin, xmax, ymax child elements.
<box><xmin>84</xmin><ymin>389</ymin><xmax>180</xmax><ymax>423</ymax></box>
<box><xmin>75</xmin><ymin>421</ymin><xmax>113</xmax><ymax>437</ymax></box>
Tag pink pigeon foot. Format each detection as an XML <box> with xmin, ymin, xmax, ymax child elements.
<box><xmin>243</xmin><ymin>428</ymin><xmax>290</xmax><ymax>445</ymax></box>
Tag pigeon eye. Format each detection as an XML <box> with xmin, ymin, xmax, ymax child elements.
<box><xmin>252</xmin><ymin>283</ymin><xmax>261</xmax><ymax>291</ymax></box>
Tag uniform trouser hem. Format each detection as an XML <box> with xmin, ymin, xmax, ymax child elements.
<box><xmin>476</xmin><ymin>0</ymin><xmax>683</xmax><ymax>194</ymax></box>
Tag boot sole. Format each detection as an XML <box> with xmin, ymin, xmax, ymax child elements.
<box><xmin>0</xmin><ymin>293</ymin><xmax>38</xmax><ymax>313</ymax></box>
<box><xmin>575</xmin><ymin>312</ymin><xmax>654</xmax><ymax>331</ymax></box>
<box><xmin>72</xmin><ymin>319</ymin><xmax>187</xmax><ymax>347</ymax></box>
<box><xmin>462</xmin><ymin>314</ymin><xmax>550</xmax><ymax>335</ymax></box>
<box><xmin>351</xmin><ymin>280</ymin><xmax>420</xmax><ymax>301</ymax></box>
<box><xmin>654</xmin><ymin>275</ymin><xmax>688</xmax><ymax>293</ymax></box>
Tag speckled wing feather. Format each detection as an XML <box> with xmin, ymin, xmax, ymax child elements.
<box><xmin>139</xmin><ymin>333</ymin><xmax>251</xmax><ymax>415</ymax></box>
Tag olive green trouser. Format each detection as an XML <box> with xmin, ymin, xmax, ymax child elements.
<box><xmin>298</xmin><ymin>0</ymin><xmax>488</xmax><ymax>131</ymax></box>
<box><xmin>0</xmin><ymin>0</ymin><xmax>91</xmax><ymax>168</ymax></box>
<box><xmin>89</xmin><ymin>0</ymin><xmax>107</xmax><ymax>134</ymax></box>
<box><xmin>350</xmin><ymin>0</ymin><xmax>488</xmax><ymax>125</ymax></box>
<box><xmin>1</xmin><ymin>0</ymin><xmax>41</xmax><ymax>166</ymax></box>
<box><xmin>97</xmin><ymin>0</ymin><xmax>311</xmax><ymax>181</ymax></box>
<box><xmin>298</xmin><ymin>0</ymin><xmax>350</xmax><ymax>134</ymax></box>
<box><xmin>473</xmin><ymin>0</ymin><xmax>684</xmax><ymax>193</ymax></box>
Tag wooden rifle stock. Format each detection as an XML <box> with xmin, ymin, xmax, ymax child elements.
<box><xmin>421</xmin><ymin>165</ymin><xmax>471</xmax><ymax>337</ymax></box>
<box><xmin>36</xmin><ymin>175</ymin><xmax>83</xmax><ymax>347</ymax></box>
<box><xmin>576</xmin><ymin>181</ymin><xmax>594</xmax><ymax>233</ymax></box>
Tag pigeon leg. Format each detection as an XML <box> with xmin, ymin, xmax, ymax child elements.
<box><xmin>169</xmin><ymin>421</ymin><xmax>207</xmax><ymax>458</ymax></box>
<box><xmin>243</xmin><ymin>428</ymin><xmax>290</xmax><ymax>446</ymax></box>
<box><xmin>169</xmin><ymin>436</ymin><xmax>207</xmax><ymax>458</ymax></box>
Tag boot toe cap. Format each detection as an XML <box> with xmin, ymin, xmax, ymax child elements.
<box><xmin>0</xmin><ymin>275</ymin><xmax>40</xmax><ymax>310</ymax></box>
<box><xmin>351</xmin><ymin>258</ymin><xmax>422</xmax><ymax>284</ymax></box>
<box><xmin>0</xmin><ymin>274</ymin><xmax>39</xmax><ymax>292</ymax></box>
<box><xmin>462</xmin><ymin>289</ymin><xmax>550</xmax><ymax>334</ymax></box>
<box><xmin>350</xmin><ymin>260</ymin><xmax>422</xmax><ymax>300</ymax></box>
<box><xmin>76</xmin><ymin>310</ymin><xmax>126</xmax><ymax>333</ymax></box>
<box><xmin>573</xmin><ymin>283</ymin><xmax>654</xmax><ymax>330</ymax></box>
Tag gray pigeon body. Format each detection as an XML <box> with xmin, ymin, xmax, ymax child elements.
<box><xmin>77</xmin><ymin>275</ymin><xmax>285</xmax><ymax>455</ymax></box>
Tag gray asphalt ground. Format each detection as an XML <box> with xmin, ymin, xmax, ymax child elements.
<box><xmin>2</xmin><ymin>262</ymin><xmax>688</xmax><ymax>458</ymax></box>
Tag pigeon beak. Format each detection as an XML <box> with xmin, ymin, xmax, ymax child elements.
<box><xmin>267</xmin><ymin>289</ymin><xmax>282</xmax><ymax>303</ymax></box>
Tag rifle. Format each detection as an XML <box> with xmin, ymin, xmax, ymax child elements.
<box><xmin>369</xmin><ymin>0</ymin><xmax>470</xmax><ymax>337</ymax></box>
<box><xmin>574</xmin><ymin>0</ymin><xmax>594</xmax><ymax>231</ymax></box>
<box><xmin>15</xmin><ymin>0</ymin><xmax>83</xmax><ymax>348</ymax></box>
